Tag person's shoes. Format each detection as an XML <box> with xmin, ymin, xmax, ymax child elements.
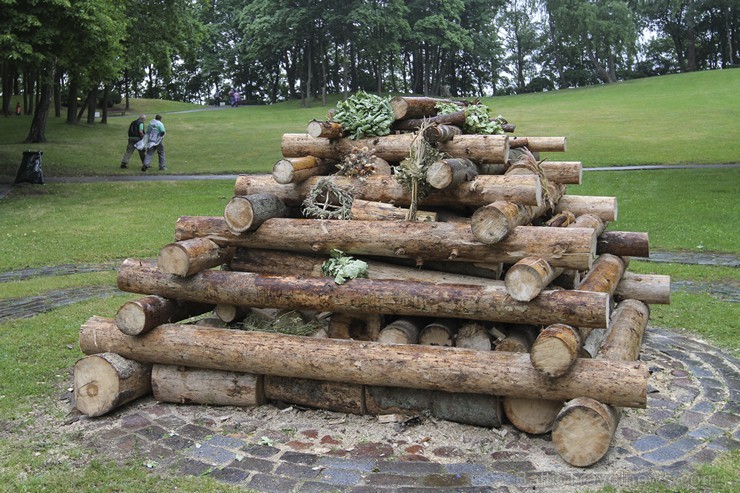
<box><xmin>141</xmin><ymin>165</ymin><xmax>149</xmax><ymax>172</ymax></box>
<box><xmin>120</xmin><ymin>163</ymin><xmax>127</xmax><ymax>169</ymax></box>
<box><xmin>159</xmin><ymin>166</ymin><xmax>167</xmax><ymax>171</ymax></box>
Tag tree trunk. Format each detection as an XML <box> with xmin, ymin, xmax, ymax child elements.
<box><xmin>115</xmin><ymin>295</ymin><xmax>214</xmax><ymax>336</ymax></box>
<box><xmin>551</xmin><ymin>299</ymin><xmax>650</xmax><ymax>466</ymax></box>
<box><xmin>426</xmin><ymin>158</ymin><xmax>478</xmax><ymax>189</ymax></box>
<box><xmin>272</xmin><ymin>156</ymin><xmax>337</xmax><ymax>185</ymax></box>
<box><xmin>234</xmin><ymin>173</ymin><xmax>540</xmax><ymax>208</ymax></box>
<box><xmin>265</xmin><ymin>375</ymin><xmax>364</xmax><ymax>414</ymax></box>
<box><xmin>24</xmin><ymin>73</ymin><xmax>53</xmax><ymax>143</ymax></box>
<box><xmin>100</xmin><ymin>84</ymin><xmax>110</xmax><ymax>124</ymax></box>
<box><xmin>422</xmin><ymin>124</ymin><xmax>462</xmax><ymax>143</ymax></box>
<box><xmin>392</xmin><ymin>110</ymin><xmax>466</xmax><ymax>131</ymax></box>
<box><xmin>455</xmin><ymin>322</ymin><xmax>492</xmax><ymax>351</ymax></box>
<box><xmin>419</xmin><ymin>319</ymin><xmax>458</xmax><ymax>347</ymax></box>
<box><xmin>614</xmin><ymin>272</ymin><xmax>671</xmax><ymax>305</ymax></box>
<box><xmin>223</xmin><ymin>194</ymin><xmax>289</xmax><ymax>234</ymax></box>
<box><xmin>152</xmin><ymin>364</ymin><xmax>265</xmax><ymax>407</ymax></box>
<box><xmin>596</xmin><ymin>231</ymin><xmax>649</xmax><ymax>258</ymax></box>
<box><xmin>86</xmin><ymin>86</ymin><xmax>98</xmax><ymax>124</ymax></box>
<box><xmin>174</xmin><ymin>216</ymin><xmax>598</xmax><ymax>271</ymax></box>
<box><xmin>508</xmin><ymin>161</ymin><xmax>582</xmax><ymax>185</ymax></box>
<box><xmin>74</xmin><ymin>352</ymin><xmax>152</xmax><ymax>417</ymax></box>
<box><xmin>508</xmin><ymin>136</ymin><xmax>567</xmax><ymax>152</ymax></box>
<box><xmin>349</xmin><ymin>199</ymin><xmax>437</xmax><ymax>222</ymax></box>
<box><xmin>281</xmin><ymin>133</ymin><xmax>509</xmax><ymax>164</ymax></box>
<box><xmin>66</xmin><ymin>77</ymin><xmax>78</xmax><ymax>123</ymax></box>
<box><xmin>79</xmin><ymin>316</ymin><xmax>648</xmax><ymax>407</ymax></box>
<box><xmin>306</xmin><ymin>120</ymin><xmax>344</xmax><ymax>139</ymax></box>
<box><xmin>214</xmin><ymin>304</ymin><xmax>251</xmax><ymax>324</ymax></box>
<box><xmin>377</xmin><ymin>317</ymin><xmax>426</xmax><ymax>344</ymax></box>
<box><xmin>555</xmin><ymin>195</ymin><xmax>617</xmax><ymax>222</ymax></box>
<box><xmin>529</xmin><ymin>323</ymin><xmax>582</xmax><ymax>378</ymax></box>
<box><xmin>389</xmin><ymin>96</ymin><xmax>463</xmax><ymax>120</ymax></box>
<box><xmin>504</xmin><ymin>256</ymin><xmax>561</xmax><ymax>302</ymax></box>
<box><xmin>328</xmin><ymin>312</ymin><xmax>384</xmax><ymax>341</ymax></box>
<box><xmin>157</xmin><ymin>238</ymin><xmax>234</xmax><ymax>277</ymax></box>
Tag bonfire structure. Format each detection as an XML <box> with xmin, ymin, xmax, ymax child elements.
<box><xmin>74</xmin><ymin>94</ymin><xmax>670</xmax><ymax>468</ymax></box>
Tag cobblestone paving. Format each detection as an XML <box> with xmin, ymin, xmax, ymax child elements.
<box><xmin>60</xmin><ymin>327</ymin><xmax>738</xmax><ymax>493</ymax></box>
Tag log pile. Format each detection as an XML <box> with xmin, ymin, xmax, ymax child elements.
<box><xmin>73</xmin><ymin>95</ymin><xmax>669</xmax><ymax>467</ymax></box>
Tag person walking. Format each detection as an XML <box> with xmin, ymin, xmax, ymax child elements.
<box><xmin>120</xmin><ymin>114</ymin><xmax>146</xmax><ymax>169</ymax></box>
<box><xmin>141</xmin><ymin>114</ymin><xmax>167</xmax><ymax>171</ymax></box>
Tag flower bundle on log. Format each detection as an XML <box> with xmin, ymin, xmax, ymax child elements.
<box><xmin>73</xmin><ymin>94</ymin><xmax>669</xmax><ymax>468</ymax></box>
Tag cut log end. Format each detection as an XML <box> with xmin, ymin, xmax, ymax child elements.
<box><xmin>504</xmin><ymin>258</ymin><xmax>556</xmax><ymax>302</ymax></box>
<box><xmin>470</xmin><ymin>201</ymin><xmax>519</xmax><ymax>244</ymax></box>
<box><xmin>272</xmin><ymin>159</ymin><xmax>296</xmax><ymax>184</ymax></box>
<box><xmin>74</xmin><ymin>353</ymin><xmax>151</xmax><ymax>417</ymax></box>
<box><xmin>224</xmin><ymin>196</ymin><xmax>256</xmax><ymax>233</ymax></box>
<box><xmin>552</xmin><ymin>397</ymin><xmax>618</xmax><ymax>467</ymax></box>
<box><xmin>115</xmin><ymin>300</ymin><xmax>148</xmax><ymax>336</ymax></box>
<box><xmin>157</xmin><ymin>244</ymin><xmax>191</xmax><ymax>277</ymax></box>
<box><xmin>503</xmin><ymin>397</ymin><xmax>563</xmax><ymax>435</ymax></box>
<box><xmin>530</xmin><ymin>324</ymin><xmax>581</xmax><ymax>378</ymax></box>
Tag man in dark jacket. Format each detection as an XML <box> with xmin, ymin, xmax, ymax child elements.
<box><xmin>120</xmin><ymin>114</ymin><xmax>146</xmax><ymax>169</ymax></box>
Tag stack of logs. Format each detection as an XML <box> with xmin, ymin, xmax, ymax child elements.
<box><xmin>74</xmin><ymin>96</ymin><xmax>670</xmax><ymax>468</ymax></box>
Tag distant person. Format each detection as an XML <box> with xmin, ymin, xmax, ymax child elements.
<box><xmin>15</xmin><ymin>102</ymin><xmax>21</xmax><ymax>116</ymax></box>
<box><xmin>234</xmin><ymin>90</ymin><xmax>241</xmax><ymax>106</ymax></box>
<box><xmin>120</xmin><ymin>114</ymin><xmax>146</xmax><ymax>169</ymax></box>
<box><xmin>228</xmin><ymin>89</ymin><xmax>235</xmax><ymax>107</ymax></box>
<box><xmin>140</xmin><ymin>114</ymin><xmax>167</xmax><ymax>171</ymax></box>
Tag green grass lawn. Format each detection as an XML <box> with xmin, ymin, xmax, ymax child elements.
<box><xmin>0</xmin><ymin>69</ymin><xmax>738</xmax><ymax>178</ymax></box>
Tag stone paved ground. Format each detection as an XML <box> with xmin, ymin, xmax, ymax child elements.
<box><xmin>54</xmin><ymin>326</ymin><xmax>737</xmax><ymax>493</ymax></box>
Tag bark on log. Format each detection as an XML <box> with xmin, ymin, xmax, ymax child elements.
<box><xmin>175</xmin><ymin>216</ymin><xmax>597</xmax><ymax>270</ymax></box>
<box><xmin>470</xmin><ymin>182</ymin><xmax>565</xmax><ymax>244</ymax></box>
<box><xmin>115</xmin><ymin>295</ymin><xmax>213</xmax><ymax>336</ymax></box>
<box><xmin>551</xmin><ymin>299</ymin><xmax>650</xmax><ymax>466</ymax></box>
<box><xmin>556</xmin><ymin>196</ymin><xmax>617</xmax><ymax>222</ymax></box>
<box><xmin>152</xmin><ymin>364</ymin><xmax>265</xmax><ymax>407</ymax></box>
<box><xmin>224</xmin><ymin>194</ymin><xmax>289</xmax><ymax>234</ymax></box>
<box><xmin>118</xmin><ymin>260</ymin><xmax>610</xmax><ymax>327</ymax></box>
<box><xmin>426</xmin><ymin>158</ymin><xmax>479</xmax><ymax>189</ymax></box>
<box><xmin>390</xmin><ymin>96</ymin><xmax>464</xmax><ymax>120</ymax></box>
<box><xmin>281</xmin><ymin>133</ymin><xmax>509</xmax><ymax>164</ymax></box>
<box><xmin>509</xmin><ymin>136</ymin><xmax>567</xmax><ymax>152</ymax></box>
<box><xmin>393</xmin><ymin>110</ymin><xmax>466</xmax><ymax>131</ymax></box>
<box><xmin>365</xmin><ymin>386</ymin><xmax>502</xmax><ymax>428</ymax></box>
<box><xmin>419</xmin><ymin>318</ymin><xmax>458</xmax><ymax>347</ymax></box>
<box><xmin>506</xmin><ymin>161</ymin><xmax>582</xmax><ymax>185</ymax></box>
<box><xmin>235</xmin><ymin>173</ymin><xmax>540</xmax><ymax>208</ymax></box>
<box><xmin>157</xmin><ymin>238</ymin><xmax>233</xmax><ymax>277</ymax></box>
<box><xmin>422</xmin><ymin>124</ymin><xmax>463</xmax><ymax>143</ymax></box>
<box><xmin>377</xmin><ymin>317</ymin><xmax>426</xmax><ymax>344</ymax></box>
<box><xmin>492</xmin><ymin>328</ymin><xmax>562</xmax><ymax>435</ymax></box>
<box><xmin>306</xmin><ymin>120</ymin><xmax>345</xmax><ymax>139</ymax></box>
<box><xmin>265</xmin><ymin>375</ymin><xmax>365</xmax><ymax>415</ymax></box>
<box><xmin>615</xmin><ymin>272</ymin><xmax>671</xmax><ymax>305</ymax></box>
<box><xmin>455</xmin><ymin>322</ymin><xmax>492</xmax><ymax>350</ymax></box>
<box><xmin>272</xmin><ymin>156</ymin><xmax>337</xmax><ymax>184</ymax></box>
<box><xmin>350</xmin><ymin>199</ymin><xmax>437</xmax><ymax>222</ymax></box>
<box><xmin>597</xmin><ymin>231</ymin><xmax>649</xmax><ymax>258</ymax></box>
<box><xmin>229</xmin><ymin>249</ymin><xmax>500</xmax><ymax>286</ymax></box>
<box><xmin>74</xmin><ymin>352</ymin><xmax>152</xmax><ymax>417</ymax></box>
<box><xmin>79</xmin><ymin>316</ymin><xmax>648</xmax><ymax>407</ymax></box>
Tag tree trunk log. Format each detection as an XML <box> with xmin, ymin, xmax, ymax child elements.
<box><xmin>551</xmin><ymin>299</ymin><xmax>650</xmax><ymax>466</ymax></box>
<box><xmin>615</xmin><ymin>272</ymin><xmax>671</xmax><ymax>304</ymax></box>
<box><xmin>529</xmin><ymin>324</ymin><xmax>582</xmax><ymax>378</ymax></box>
<box><xmin>422</xmin><ymin>124</ymin><xmax>462</xmax><ymax>143</ymax></box>
<box><xmin>455</xmin><ymin>322</ymin><xmax>492</xmax><ymax>350</ymax></box>
<box><xmin>235</xmin><ymin>174</ymin><xmax>541</xmax><ymax>208</ymax></box>
<box><xmin>377</xmin><ymin>317</ymin><xmax>426</xmax><ymax>344</ymax></box>
<box><xmin>175</xmin><ymin>216</ymin><xmax>598</xmax><ymax>270</ymax></box>
<box><xmin>597</xmin><ymin>231</ymin><xmax>649</xmax><ymax>258</ymax></box>
<box><xmin>426</xmin><ymin>158</ymin><xmax>478</xmax><ymax>189</ymax></box>
<box><xmin>419</xmin><ymin>318</ymin><xmax>458</xmax><ymax>347</ymax></box>
<box><xmin>394</xmin><ymin>111</ymin><xmax>466</xmax><ymax>131</ymax></box>
<box><xmin>281</xmin><ymin>133</ymin><xmax>509</xmax><ymax>164</ymax></box>
<box><xmin>365</xmin><ymin>385</ymin><xmax>502</xmax><ymax>428</ymax></box>
<box><xmin>350</xmin><ymin>199</ymin><xmax>437</xmax><ymax>222</ymax></box>
<box><xmin>74</xmin><ymin>352</ymin><xmax>152</xmax><ymax>417</ymax></box>
<box><xmin>115</xmin><ymin>295</ymin><xmax>214</xmax><ymax>336</ymax></box>
<box><xmin>494</xmin><ymin>328</ymin><xmax>565</xmax><ymax>434</ymax></box>
<box><xmin>157</xmin><ymin>238</ymin><xmax>233</xmax><ymax>277</ymax></box>
<box><xmin>214</xmin><ymin>304</ymin><xmax>252</xmax><ymax>324</ymax></box>
<box><xmin>389</xmin><ymin>96</ymin><xmax>463</xmax><ymax>119</ymax></box>
<box><xmin>555</xmin><ymin>196</ymin><xmax>617</xmax><ymax>222</ymax></box>
<box><xmin>306</xmin><ymin>120</ymin><xmax>345</xmax><ymax>139</ymax></box>
<box><xmin>328</xmin><ymin>312</ymin><xmax>384</xmax><ymax>341</ymax></box>
<box><xmin>509</xmin><ymin>136</ymin><xmax>567</xmax><ymax>152</ymax></box>
<box><xmin>504</xmin><ymin>257</ymin><xmax>561</xmax><ymax>302</ymax></box>
<box><xmin>79</xmin><ymin>316</ymin><xmax>647</xmax><ymax>407</ymax></box>
<box><xmin>265</xmin><ymin>375</ymin><xmax>364</xmax><ymax>414</ymax></box>
<box><xmin>151</xmin><ymin>364</ymin><xmax>265</xmax><ymax>407</ymax></box>
<box><xmin>506</xmin><ymin>161</ymin><xmax>582</xmax><ymax>185</ymax></box>
<box><xmin>272</xmin><ymin>156</ymin><xmax>337</xmax><ymax>184</ymax></box>
<box><xmin>224</xmin><ymin>194</ymin><xmax>289</xmax><ymax>234</ymax></box>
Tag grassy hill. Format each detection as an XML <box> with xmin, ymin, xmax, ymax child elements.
<box><xmin>0</xmin><ymin>69</ymin><xmax>738</xmax><ymax>178</ymax></box>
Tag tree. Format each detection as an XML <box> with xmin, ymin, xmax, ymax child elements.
<box><xmin>500</xmin><ymin>0</ymin><xmax>540</xmax><ymax>93</ymax></box>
